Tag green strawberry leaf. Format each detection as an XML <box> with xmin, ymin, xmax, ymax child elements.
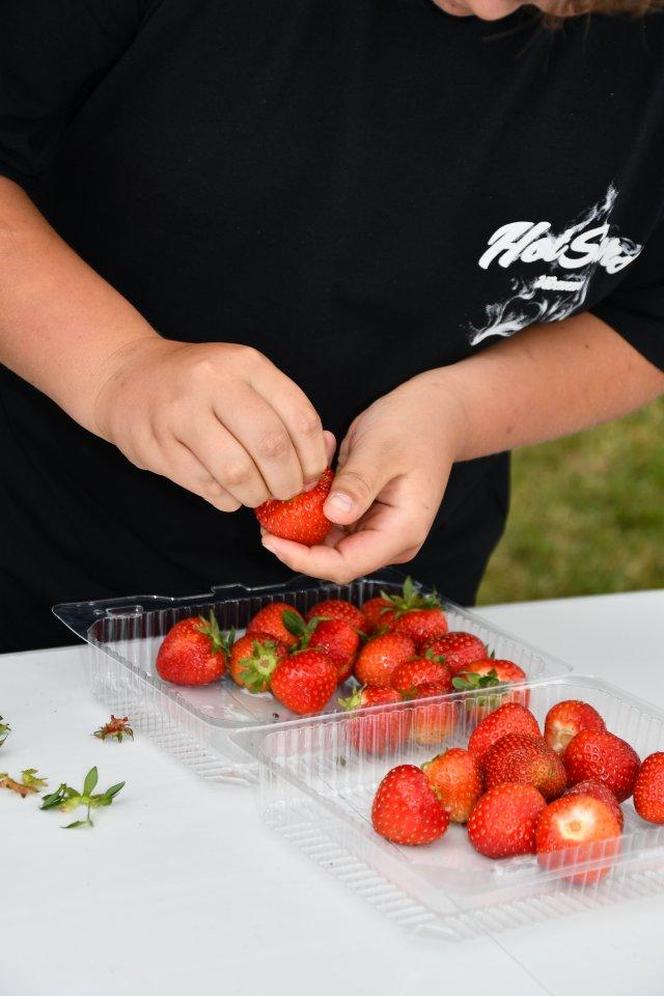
<box><xmin>83</xmin><ymin>767</ymin><xmax>98</xmax><ymax>797</ymax></box>
<box><xmin>0</xmin><ymin>716</ymin><xmax>10</xmax><ymax>747</ymax></box>
<box><xmin>282</xmin><ymin>610</ymin><xmax>306</xmax><ymax>638</ymax></box>
<box><xmin>63</xmin><ymin>819</ymin><xmax>93</xmax><ymax>830</ymax></box>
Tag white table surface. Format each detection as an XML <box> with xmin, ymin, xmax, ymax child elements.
<box><xmin>3</xmin><ymin>590</ymin><xmax>664</xmax><ymax>996</ymax></box>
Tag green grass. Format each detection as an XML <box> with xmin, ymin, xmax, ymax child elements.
<box><xmin>477</xmin><ymin>397</ymin><xmax>664</xmax><ymax>605</ymax></box>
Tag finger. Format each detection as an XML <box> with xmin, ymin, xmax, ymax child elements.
<box><xmin>323</xmin><ymin>430</ymin><xmax>336</xmax><ymax>467</ymax></box>
<box><xmin>253</xmin><ymin>368</ymin><xmax>328</xmax><ymax>485</ymax></box>
<box><xmin>324</xmin><ymin>433</ymin><xmax>394</xmax><ymax>527</ymax></box>
<box><xmin>213</xmin><ymin>385</ymin><xmax>304</xmax><ymax>500</ymax></box>
<box><xmin>154</xmin><ymin>439</ymin><xmax>242</xmax><ymax>512</ymax></box>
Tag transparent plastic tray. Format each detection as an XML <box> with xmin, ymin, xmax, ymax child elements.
<box><xmin>53</xmin><ymin>570</ymin><xmax>572</xmax><ymax>784</ymax></box>
<box><xmin>233</xmin><ymin>675</ymin><xmax>664</xmax><ymax>937</ymax></box>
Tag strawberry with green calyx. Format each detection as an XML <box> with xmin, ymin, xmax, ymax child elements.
<box><xmin>0</xmin><ymin>716</ymin><xmax>10</xmax><ymax>747</ymax></box>
<box><xmin>256</xmin><ymin>469</ymin><xmax>334</xmax><ymax>545</ymax></box>
<box><xmin>229</xmin><ymin>633</ymin><xmax>288</xmax><ymax>692</ymax></box>
<box><xmin>339</xmin><ymin>685</ymin><xmax>407</xmax><ymax>754</ymax></box>
<box><xmin>93</xmin><ymin>715</ymin><xmax>134</xmax><ymax>742</ymax></box>
<box><xmin>156</xmin><ymin>611</ymin><xmax>232</xmax><ymax>686</ymax></box>
<box><xmin>247</xmin><ymin>603</ymin><xmax>303</xmax><ymax>648</ymax></box>
<box><xmin>0</xmin><ymin>768</ymin><xmax>48</xmax><ymax>798</ymax></box>
<box><xmin>453</xmin><ymin>659</ymin><xmax>529</xmax><ymax>711</ymax></box>
<box><xmin>373</xmin><ymin>577</ymin><xmax>448</xmax><ymax>645</ymax></box>
<box><xmin>421</xmin><ymin>632</ymin><xmax>488</xmax><ymax>673</ymax></box>
<box><xmin>275</xmin><ymin>609</ymin><xmax>359</xmax><ymax>681</ymax></box>
<box><xmin>305</xmin><ymin>599</ymin><xmax>364</xmax><ymax>632</ymax></box>
<box><xmin>270</xmin><ymin>649</ymin><xmax>338</xmax><ymax>715</ymax></box>
<box><xmin>40</xmin><ymin>766</ymin><xmax>125</xmax><ymax>829</ymax></box>
<box><xmin>390</xmin><ymin>652</ymin><xmax>452</xmax><ymax>699</ymax></box>
<box><xmin>360</xmin><ymin>596</ymin><xmax>397</xmax><ymax>635</ymax></box>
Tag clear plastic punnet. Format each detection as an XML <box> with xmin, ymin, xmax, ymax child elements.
<box><xmin>232</xmin><ymin>675</ymin><xmax>664</xmax><ymax>937</ymax></box>
<box><xmin>53</xmin><ymin>571</ymin><xmax>572</xmax><ymax>784</ymax></box>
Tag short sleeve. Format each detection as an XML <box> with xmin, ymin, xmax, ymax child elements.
<box><xmin>590</xmin><ymin>213</ymin><xmax>664</xmax><ymax>372</ymax></box>
<box><xmin>0</xmin><ymin>0</ymin><xmax>145</xmax><ymax>189</ymax></box>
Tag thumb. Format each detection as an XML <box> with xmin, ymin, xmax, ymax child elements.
<box><xmin>325</xmin><ymin>434</ymin><xmax>390</xmax><ymax>526</ymax></box>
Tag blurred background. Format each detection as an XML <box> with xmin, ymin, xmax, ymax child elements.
<box><xmin>478</xmin><ymin>396</ymin><xmax>664</xmax><ymax>604</ymax></box>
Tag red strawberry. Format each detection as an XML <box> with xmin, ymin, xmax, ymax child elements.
<box><xmin>270</xmin><ymin>649</ymin><xmax>338</xmax><ymax>715</ymax></box>
<box><xmin>410</xmin><ymin>682</ymin><xmax>457</xmax><ymax>746</ymax></box>
<box><xmin>467</xmin><ymin>783</ymin><xmax>546</xmax><ymax>859</ymax></box>
<box><xmin>634</xmin><ymin>752</ymin><xmax>664</xmax><ymax>824</ymax></box>
<box><xmin>229</xmin><ymin>633</ymin><xmax>288</xmax><ymax>692</ymax></box>
<box><xmin>354</xmin><ymin>633</ymin><xmax>416</xmax><ymax>688</ymax></box>
<box><xmin>544</xmin><ymin>700</ymin><xmax>606</xmax><ymax>754</ymax></box>
<box><xmin>563</xmin><ymin>780</ymin><xmax>624</xmax><ymax>831</ymax></box>
<box><xmin>482</xmin><ymin>733</ymin><xmax>567</xmax><ymax>801</ymax></box>
<box><xmin>421</xmin><ymin>631</ymin><xmax>488</xmax><ymax>673</ymax></box>
<box><xmin>375</xmin><ymin>577</ymin><xmax>447</xmax><ymax>645</ymax></box>
<box><xmin>371</xmin><ymin>764</ymin><xmax>450</xmax><ymax>845</ymax></box>
<box><xmin>422</xmin><ymin>748</ymin><xmax>483</xmax><ymax>823</ymax></box>
<box><xmin>467</xmin><ymin>702</ymin><xmax>541</xmax><ymax>765</ymax></box>
<box><xmin>247</xmin><ymin>603</ymin><xmax>303</xmax><ymax>649</ymax></box>
<box><xmin>563</xmin><ymin>730</ymin><xmax>640</xmax><ymax>803</ymax></box>
<box><xmin>453</xmin><ymin>658</ymin><xmax>530</xmax><ymax>712</ymax></box>
<box><xmin>339</xmin><ymin>686</ymin><xmax>408</xmax><ymax>754</ymax></box>
<box><xmin>156</xmin><ymin>611</ymin><xmax>230</xmax><ymax>686</ymax></box>
<box><xmin>361</xmin><ymin>596</ymin><xmax>397</xmax><ymax>634</ymax></box>
<box><xmin>535</xmin><ymin>793</ymin><xmax>621</xmax><ymax>885</ymax></box>
<box><xmin>304</xmin><ymin>599</ymin><xmax>364</xmax><ymax>632</ymax></box>
<box><xmin>308</xmin><ymin>619</ymin><xmax>360</xmax><ymax>683</ymax></box>
<box><xmin>390</xmin><ymin>655</ymin><xmax>452</xmax><ymax>698</ymax></box>
<box><xmin>255</xmin><ymin>469</ymin><xmax>333</xmax><ymax>545</ymax></box>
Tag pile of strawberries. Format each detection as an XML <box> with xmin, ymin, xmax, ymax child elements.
<box><xmin>372</xmin><ymin>696</ymin><xmax>664</xmax><ymax>884</ymax></box>
<box><xmin>154</xmin><ymin>577</ymin><xmax>526</xmax><ymax>718</ymax></box>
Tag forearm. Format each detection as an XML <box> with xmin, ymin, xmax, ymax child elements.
<box><xmin>0</xmin><ymin>176</ymin><xmax>159</xmax><ymax>433</ymax></box>
<box><xmin>424</xmin><ymin>313</ymin><xmax>664</xmax><ymax>462</ymax></box>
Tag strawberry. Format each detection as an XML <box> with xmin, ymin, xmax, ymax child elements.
<box><xmin>535</xmin><ymin>793</ymin><xmax>622</xmax><ymax>885</ymax></box>
<box><xmin>563</xmin><ymin>730</ymin><xmax>640</xmax><ymax>803</ymax></box>
<box><xmin>482</xmin><ymin>733</ymin><xmax>567</xmax><ymax>801</ymax></box>
<box><xmin>410</xmin><ymin>682</ymin><xmax>457</xmax><ymax>746</ymax></box>
<box><xmin>563</xmin><ymin>780</ymin><xmax>624</xmax><ymax>831</ymax></box>
<box><xmin>453</xmin><ymin>658</ymin><xmax>529</xmax><ymax>712</ymax></box>
<box><xmin>354</xmin><ymin>633</ymin><xmax>416</xmax><ymax>688</ymax></box>
<box><xmin>467</xmin><ymin>783</ymin><xmax>546</xmax><ymax>859</ymax></box>
<box><xmin>270</xmin><ymin>649</ymin><xmax>338</xmax><ymax>715</ymax></box>
<box><xmin>544</xmin><ymin>700</ymin><xmax>606</xmax><ymax>754</ymax></box>
<box><xmin>634</xmin><ymin>752</ymin><xmax>664</xmax><ymax>824</ymax></box>
<box><xmin>467</xmin><ymin>702</ymin><xmax>541</xmax><ymax>765</ymax></box>
<box><xmin>361</xmin><ymin>596</ymin><xmax>397</xmax><ymax>634</ymax></box>
<box><xmin>420</xmin><ymin>632</ymin><xmax>488</xmax><ymax>673</ymax></box>
<box><xmin>229</xmin><ymin>632</ymin><xmax>288</xmax><ymax>692</ymax></box>
<box><xmin>339</xmin><ymin>686</ymin><xmax>408</xmax><ymax>754</ymax></box>
<box><xmin>304</xmin><ymin>599</ymin><xmax>364</xmax><ymax>632</ymax></box>
<box><xmin>247</xmin><ymin>603</ymin><xmax>303</xmax><ymax>648</ymax></box>
<box><xmin>422</xmin><ymin>748</ymin><xmax>483</xmax><ymax>823</ymax></box>
<box><xmin>308</xmin><ymin>619</ymin><xmax>360</xmax><ymax>683</ymax></box>
<box><xmin>375</xmin><ymin>577</ymin><xmax>447</xmax><ymax>644</ymax></box>
<box><xmin>156</xmin><ymin>611</ymin><xmax>230</xmax><ymax>686</ymax></box>
<box><xmin>256</xmin><ymin>468</ymin><xmax>333</xmax><ymax>545</ymax></box>
<box><xmin>390</xmin><ymin>654</ymin><xmax>452</xmax><ymax>698</ymax></box>
<box><xmin>371</xmin><ymin>764</ymin><xmax>450</xmax><ymax>845</ymax></box>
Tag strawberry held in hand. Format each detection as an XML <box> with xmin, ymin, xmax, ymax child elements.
<box><xmin>270</xmin><ymin>649</ymin><xmax>337</xmax><ymax>715</ymax></box>
<box><xmin>372</xmin><ymin>764</ymin><xmax>449</xmax><ymax>845</ymax></box>
<box><xmin>156</xmin><ymin>611</ymin><xmax>230</xmax><ymax>686</ymax></box>
<box><xmin>256</xmin><ymin>469</ymin><xmax>334</xmax><ymax>545</ymax></box>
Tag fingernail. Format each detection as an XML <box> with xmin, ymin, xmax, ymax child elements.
<box><xmin>303</xmin><ymin>479</ymin><xmax>319</xmax><ymax>492</ymax></box>
<box><xmin>327</xmin><ymin>492</ymin><xmax>353</xmax><ymax>513</ymax></box>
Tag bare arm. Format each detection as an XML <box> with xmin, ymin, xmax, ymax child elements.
<box><xmin>262</xmin><ymin>314</ymin><xmax>664</xmax><ymax>583</ymax></box>
<box><xmin>0</xmin><ymin>177</ymin><xmax>330</xmax><ymax>509</ymax></box>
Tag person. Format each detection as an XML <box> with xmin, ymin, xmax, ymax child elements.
<box><xmin>1</xmin><ymin>0</ymin><xmax>663</xmax><ymax>653</ymax></box>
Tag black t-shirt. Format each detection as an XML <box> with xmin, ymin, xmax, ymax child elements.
<box><xmin>1</xmin><ymin>1</ymin><xmax>664</xmax><ymax>651</ymax></box>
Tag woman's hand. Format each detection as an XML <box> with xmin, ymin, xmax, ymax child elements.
<box><xmin>94</xmin><ymin>338</ymin><xmax>332</xmax><ymax>511</ymax></box>
<box><xmin>260</xmin><ymin>370</ymin><xmax>467</xmax><ymax>583</ymax></box>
